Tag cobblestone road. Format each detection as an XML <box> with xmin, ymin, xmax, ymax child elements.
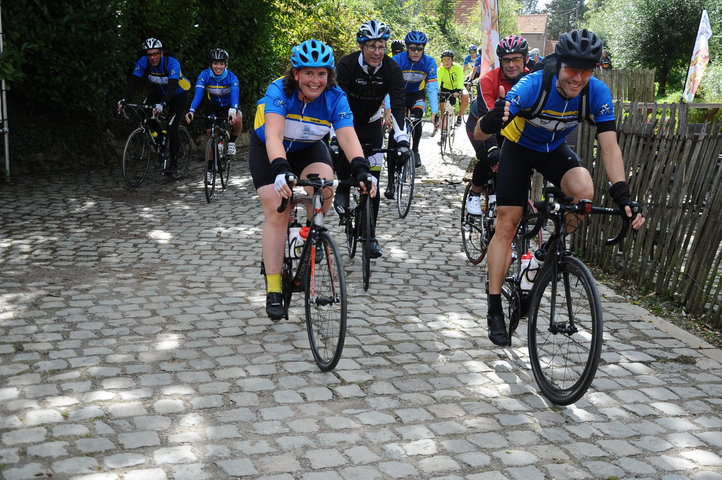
<box><xmin>1</xmin><ymin>129</ymin><xmax>721</xmax><ymax>480</ymax></box>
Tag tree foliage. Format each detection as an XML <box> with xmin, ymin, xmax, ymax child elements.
<box><xmin>544</xmin><ymin>0</ymin><xmax>587</xmax><ymax>39</ymax></box>
<box><xmin>584</xmin><ymin>0</ymin><xmax>715</xmax><ymax>96</ymax></box>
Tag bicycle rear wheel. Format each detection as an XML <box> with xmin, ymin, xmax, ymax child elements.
<box><xmin>527</xmin><ymin>256</ymin><xmax>602</xmax><ymax>405</ymax></box>
<box><xmin>305</xmin><ymin>230</ymin><xmax>347</xmax><ymax>371</ymax></box>
<box><xmin>396</xmin><ymin>152</ymin><xmax>415</xmax><ymax>219</ymax></box>
<box><xmin>360</xmin><ymin>195</ymin><xmax>371</xmax><ymax>291</ymax></box>
<box><xmin>204</xmin><ymin>137</ymin><xmax>218</xmax><ymax>202</ymax></box>
<box><xmin>219</xmin><ymin>132</ymin><xmax>231</xmax><ymax>189</ymax></box>
<box><xmin>122</xmin><ymin>128</ymin><xmax>152</xmax><ymax>187</ymax></box>
<box><xmin>173</xmin><ymin>126</ymin><xmax>192</xmax><ymax>180</ymax></box>
<box><xmin>461</xmin><ymin>182</ymin><xmax>489</xmax><ymax>264</ymax></box>
<box><xmin>440</xmin><ymin>113</ymin><xmax>449</xmax><ymax>156</ymax></box>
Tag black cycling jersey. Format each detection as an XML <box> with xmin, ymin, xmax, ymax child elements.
<box><xmin>336</xmin><ymin>52</ymin><xmax>407</xmax><ymax>136</ymax></box>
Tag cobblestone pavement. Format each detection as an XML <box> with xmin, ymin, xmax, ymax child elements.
<box><xmin>1</xmin><ymin>128</ymin><xmax>721</xmax><ymax>480</ymax></box>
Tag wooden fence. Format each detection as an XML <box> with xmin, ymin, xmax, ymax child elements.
<box><xmin>573</xmin><ymin>102</ymin><xmax>722</xmax><ymax>325</ymax></box>
<box><xmin>594</xmin><ymin>69</ymin><xmax>656</xmax><ymax>103</ymax></box>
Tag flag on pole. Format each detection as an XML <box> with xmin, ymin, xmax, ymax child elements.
<box><xmin>479</xmin><ymin>0</ymin><xmax>500</xmax><ymax>75</ymax></box>
<box><xmin>682</xmin><ymin>9</ymin><xmax>712</xmax><ymax>103</ymax></box>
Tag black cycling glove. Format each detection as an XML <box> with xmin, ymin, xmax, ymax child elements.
<box><xmin>608</xmin><ymin>181</ymin><xmax>632</xmax><ymax>211</ymax></box>
<box><xmin>487</xmin><ymin>146</ymin><xmax>501</xmax><ymax>167</ymax></box>
<box><xmin>479</xmin><ymin>97</ymin><xmax>507</xmax><ymax>134</ymax></box>
<box><xmin>350</xmin><ymin>156</ymin><xmax>372</xmax><ymax>184</ymax></box>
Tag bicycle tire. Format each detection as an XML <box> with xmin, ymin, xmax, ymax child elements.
<box><xmin>348</xmin><ymin>192</ymin><xmax>358</xmax><ymax>258</ymax></box>
<box><xmin>204</xmin><ymin>137</ymin><xmax>218</xmax><ymax>202</ymax></box>
<box><xmin>281</xmin><ymin>257</ymin><xmax>293</xmax><ymax>321</ymax></box>
<box><xmin>460</xmin><ymin>182</ymin><xmax>489</xmax><ymax>264</ymax></box>
<box><xmin>396</xmin><ymin>152</ymin><xmax>415</xmax><ymax>219</ymax></box>
<box><xmin>305</xmin><ymin>230</ymin><xmax>347</xmax><ymax>371</ymax></box>
<box><xmin>440</xmin><ymin>113</ymin><xmax>449</xmax><ymax>156</ymax></box>
<box><xmin>173</xmin><ymin>126</ymin><xmax>192</xmax><ymax>180</ymax></box>
<box><xmin>219</xmin><ymin>132</ymin><xmax>231</xmax><ymax>189</ymax></box>
<box><xmin>527</xmin><ymin>255</ymin><xmax>603</xmax><ymax>405</ymax></box>
<box><xmin>122</xmin><ymin>128</ymin><xmax>152</xmax><ymax>187</ymax></box>
<box><xmin>361</xmin><ymin>194</ymin><xmax>371</xmax><ymax>291</ymax></box>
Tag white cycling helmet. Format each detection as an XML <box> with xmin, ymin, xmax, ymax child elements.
<box><xmin>143</xmin><ymin>38</ymin><xmax>163</xmax><ymax>50</ymax></box>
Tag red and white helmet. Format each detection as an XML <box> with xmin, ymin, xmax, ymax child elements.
<box><xmin>496</xmin><ymin>35</ymin><xmax>528</xmax><ymax>58</ymax></box>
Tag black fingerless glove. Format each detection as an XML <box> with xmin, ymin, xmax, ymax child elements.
<box><xmin>350</xmin><ymin>156</ymin><xmax>371</xmax><ymax>183</ymax></box>
<box><xmin>608</xmin><ymin>181</ymin><xmax>631</xmax><ymax>210</ymax></box>
<box><xmin>479</xmin><ymin>97</ymin><xmax>507</xmax><ymax>134</ymax></box>
<box><xmin>271</xmin><ymin>157</ymin><xmax>292</xmax><ymax>177</ymax></box>
<box><xmin>487</xmin><ymin>146</ymin><xmax>501</xmax><ymax>167</ymax></box>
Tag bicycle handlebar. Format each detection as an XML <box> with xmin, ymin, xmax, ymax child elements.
<box><xmin>276</xmin><ymin>174</ymin><xmax>346</xmax><ymax>213</ymax></box>
<box><xmin>531</xmin><ymin>194</ymin><xmax>637</xmax><ymax>246</ymax></box>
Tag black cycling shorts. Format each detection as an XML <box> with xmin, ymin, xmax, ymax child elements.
<box><xmin>249</xmin><ymin>132</ymin><xmax>333</xmax><ymax>190</ymax></box>
<box><xmin>496</xmin><ymin>140</ymin><xmax>583</xmax><ymax>207</ymax></box>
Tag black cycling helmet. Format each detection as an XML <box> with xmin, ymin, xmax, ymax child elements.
<box><xmin>143</xmin><ymin>38</ymin><xmax>162</xmax><ymax>51</ymax></box>
<box><xmin>555</xmin><ymin>29</ymin><xmax>603</xmax><ymax>69</ymax></box>
<box><xmin>209</xmin><ymin>48</ymin><xmax>229</xmax><ymax>63</ymax></box>
<box><xmin>441</xmin><ymin>50</ymin><xmax>454</xmax><ymax>59</ymax></box>
<box><xmin>496</xmin><ymin>35</ymin><xmax>528</xmax><ymax>58</ymax></box>
<box><xmin>391</xmin><ymin>40</ymin><xmax>405</xmax><ymax>54</ymax></box>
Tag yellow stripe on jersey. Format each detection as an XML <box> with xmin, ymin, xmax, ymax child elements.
<box><xmin>501</xmin><ymin>116</ymin><xmax>526</xmax><ymax>143</ymax></box>
<box><xmin>254</xmin><ymin>103</ymin><xmax>266</xmax><ymax>130</ymax></box>
<box><xmin>285</xmin><ymin>113</ymin><xmax>332</xmax><ymax>127</ymax></box>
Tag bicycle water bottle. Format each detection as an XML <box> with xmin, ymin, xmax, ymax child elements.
<box><xmin>520</xmin><ymin>252</ymin><xmax>534</xmax><ymax>291</ymax></box>
<box><xmin>288</xmin><ymin>220</ymin><xmax>304</xmax><ymax>259</ymax></box>
<box><xmin>217</xmin><ymin>140</ymin><xmax>224</xmax><ymax>157</ymax></box>
<box><xmin>525</xmin><ymin>254</ymin><xmax>540</xmax><ymax>284</ymax></box>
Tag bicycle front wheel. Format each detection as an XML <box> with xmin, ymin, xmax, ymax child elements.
<box><xmin>440</xmin><ymin>113</ymin><xmax>449</xmax><ymax>156</ymax></box>
<box><xmin>173</xmin><ymin>126</ymin><xmax>192</xmax><ymax>180</ymax></box>
<box><xmin>347</xmin><ymin>194</ymin><xmax>358</xmax><ymax>258</ymax></box>
<box><xmin>305</xmin><ymin>230</ymin><xmax>347</xmax><ymax>371</ymax></box>
<box><xmin>527</xmin><ymin>256</ymin><xmax>603</xmax><ymax>405</ymax></box>
<box><xmin>396</xmin><ymin>153</ymin><xmax>415</xmax><ymax>219</ymax></box>
<box><xmin>461</xmin><ymin>182</ymin><xmax>489</xmax><ymax>264</ymax></box>
<box><xmin>204</xmin><ymin>137</ymin><xmax>218</xmax><ymax>202</ymax></box>
<box><xmin>220</xmin><ymin>133</ymin><xmax>231</xmax><ymax>189</ymax></box>
<box><xmin>361</xmin><ymin>195</ymin><xmax>371</xmax><ymax>291</ymax></box>
<box><xmin>122</xmin><ymin>128</ymin><xmax>152</xmax><ymax>187</ymax></box>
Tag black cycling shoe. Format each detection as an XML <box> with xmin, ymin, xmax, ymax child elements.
<box><xmin>384</xmin><ymin>184</ymin><xmax>395</xmax><ymax>200</ymax></box>
<box><xmin>414</xmin><ymin>152</ymin><xmax>422</xmax><ymax>168</ymax></box>
<box><xmin>369</xmin><ymin>239</ymin><xmax>382</xmax><ymax>259</ymax></box>
<box><xmin>487</xmin><ymin>313</ymin><xmax>509</xmax><ymax>346</ymax></box>
<box><xmin>163</xmin><ymin>165</ymin><xmax>178</xmax><ymax>177</ymax></box>
<box><xmin>266</xmin><ymin>292</ymin><xmax>284</xmax><ymax>321</ymax></box>
<box><xmin>333</xmin><ymin>192</ymin><xmax>349</xmax><ymax>216</ymax></box>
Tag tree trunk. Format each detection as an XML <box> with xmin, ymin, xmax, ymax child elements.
<box><xmin>657</xmin><ymin>68</ymin><xmax>669</xmax><ymax>96</ymax></box>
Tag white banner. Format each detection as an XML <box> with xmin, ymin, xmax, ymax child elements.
<box><xmin>683</xmin><ymin>9</ymin><xmax>712</xmax><ymax>103</ymax></box>
<box><xmin>480</xmin><ymin>0</ymin><xmax>500</xmax><ymax>75</ymax></box>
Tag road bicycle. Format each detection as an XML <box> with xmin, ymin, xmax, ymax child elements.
<box><xmin>195</xmin><ymin>114</ymin><xmax>232</xmax><ymax>202</ymax></box>
<box><xmin>262</xmin><ymin>173</ymin><xmax>347</xmax><ymax>371</ymax></box>
<box><xmin>120</xmin><ymin>103</ymin><xmax>191</xmax><ymax>187</ymax></box>
<box><xmin>438</xmin><ymin>91</ymin><xmax>459</xmax><ymax>157</ymax></box>
<box><xmin>501</xmin><ymin>188</ymin><xmax>637</xmax><ymax>405</ymax></box>
<box><xmin>387</xmin><ymin>116</ymin><xmax>418</xmax><ymax>219</ymax></box>
<box><xmin>461</xmin><ymin>176</ymin><xmax>542</xmax><ymax>266</ymax></box>
<box><xmin>343</xmin><ymin>178</ymin><xmax>373</xmax><ymax>291</ymax></box>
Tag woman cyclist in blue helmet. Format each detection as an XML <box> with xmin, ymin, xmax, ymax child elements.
<box><xmin>250</xmin><ymin>39</ymin><xmax>376</xmax><ymax>320</ymax></box>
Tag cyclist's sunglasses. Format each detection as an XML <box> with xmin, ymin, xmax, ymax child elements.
<box><xmin>560</xmin><ymin>63</ymin><xmax>593</xmax><ymax>80</ymax></box>
<box><xmin>146</xmin><ymin>51</ymin><xmax>162</xmax><ymax>58</ymax></box>
<box><xmin>408</xmin><ymin>45</ymin><xmax>425</xmax><ymax>52</ymax></box>
<box><xmin>500</xmin><ymin>56</ymin><xmax>524</xmax><ymax>66</ymax></box>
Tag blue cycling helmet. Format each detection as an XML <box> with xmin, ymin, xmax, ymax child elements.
<box><xmin>290</xmin><ymin>39</ymin><xmax>335</xmax><ymax>69</ymax></box>
<box><xmin>357</xmin><ymin>20</ymin><xmax>391</xmax><ymax>43</ymax></box>
<box><xmin>405</xmin><ymin>30</ymin><xmax>428</xmax><ymax>46</ymax></box>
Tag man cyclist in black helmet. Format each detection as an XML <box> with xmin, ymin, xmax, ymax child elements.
<box><xmin>333</xmin><ymin>20</ymin><xmax>411</xmax><ymax>259</ymax></box>
<box><xmin>477</xmin><ymin>29</ymin><xmax>645</xmax><ymax>346</ymax></box>
<box><xmin>390</xmin><ymin>40</ymin><xmax>405</xmax><ymax>57</ymax></box>
<box><xmin>118</xmin><ymin>38</ymin><xmax>191</xmax><ymax>177</ymax></box>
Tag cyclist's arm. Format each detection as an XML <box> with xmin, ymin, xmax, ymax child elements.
<box><xmin>597</xmin><ymin>129</ymin><xmax>626</xmax><ymax>185</ymax></box>
<box><xmin>388</xmin><ymin>62</ymin><xmax>407</xmax><ymax>137</ymax></box>
<box><xmin>188</xmin><ymin>74</ymin><xmax>206</xmax><ymax>114</ymax></box>
<box><xmin>479</xmin><ymin>72</ymin><xmax>497</xmax><ymax>110</ymax></box>
<box><xmin>264</xmin><ymin>112</ymin><xmax>288</xmax><ymax>162</ymax></box>
<box><xmin>162</xmin><ymin>78</ymin><xmax>179</xmax><ymax>105</ymax></box>
<box><xmin>229</xmin><ymin>72</ymin><xmax>241</xmax><ymax>110</ymax></box>
<box><xmin>122</xmin><ymin>75</ymin><xmax>142</xmax><ymax>101</ymax></box>
<box><xmin>427</xmin><ymin>79</ymin><xmax>439</xmax><ymax>114</ymax></box>
<box><xmin>452</xmin><ymin>65</ymin><xmax>465</xmax><ymax>91</ymax></box>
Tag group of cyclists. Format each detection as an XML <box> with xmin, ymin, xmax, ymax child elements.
<box><xmin>118</xmin><ymin>24</ymin><xmax>645</xmax><ymax>343</ymax></box>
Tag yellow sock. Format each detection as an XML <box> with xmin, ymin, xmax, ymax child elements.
<box><xmin>266</xmin><ymin>274</ymin><xmax>282</xmax><ymax>293</ymax></box>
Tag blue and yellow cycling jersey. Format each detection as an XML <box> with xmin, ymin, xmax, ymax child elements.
<box><xmin>188</xmin><ymin>68</ymin><xmax>240</xmax><ymax>113</ymax></box>
<box><xmin>132</xmin><ymin>55</ymin><xmax>191</xmax><ymax>97</ymax></box>
<box><xmin>254</xmin><ymin>77</ymin><xmax>354</xmax><ymax>153</ymax></box>
<box><xmin>392</xmin><ymin>52</ymin><xmax>438</xmax><ymax>93</ymax></box>
<box><xmin>503</xmin><ymin>70</ymin><xmax>615</xmax><ymax>152</ymax></box>
<box><xmin>463</xmin><ymin>54</ymin><xmax>476</xmax><ymax>67</ymax></box>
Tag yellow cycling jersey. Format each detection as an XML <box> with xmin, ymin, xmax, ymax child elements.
<box><xmin>437</xmin><ymin>63</ymin><xmax>465</xmax><ymax>90</ymax></box>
